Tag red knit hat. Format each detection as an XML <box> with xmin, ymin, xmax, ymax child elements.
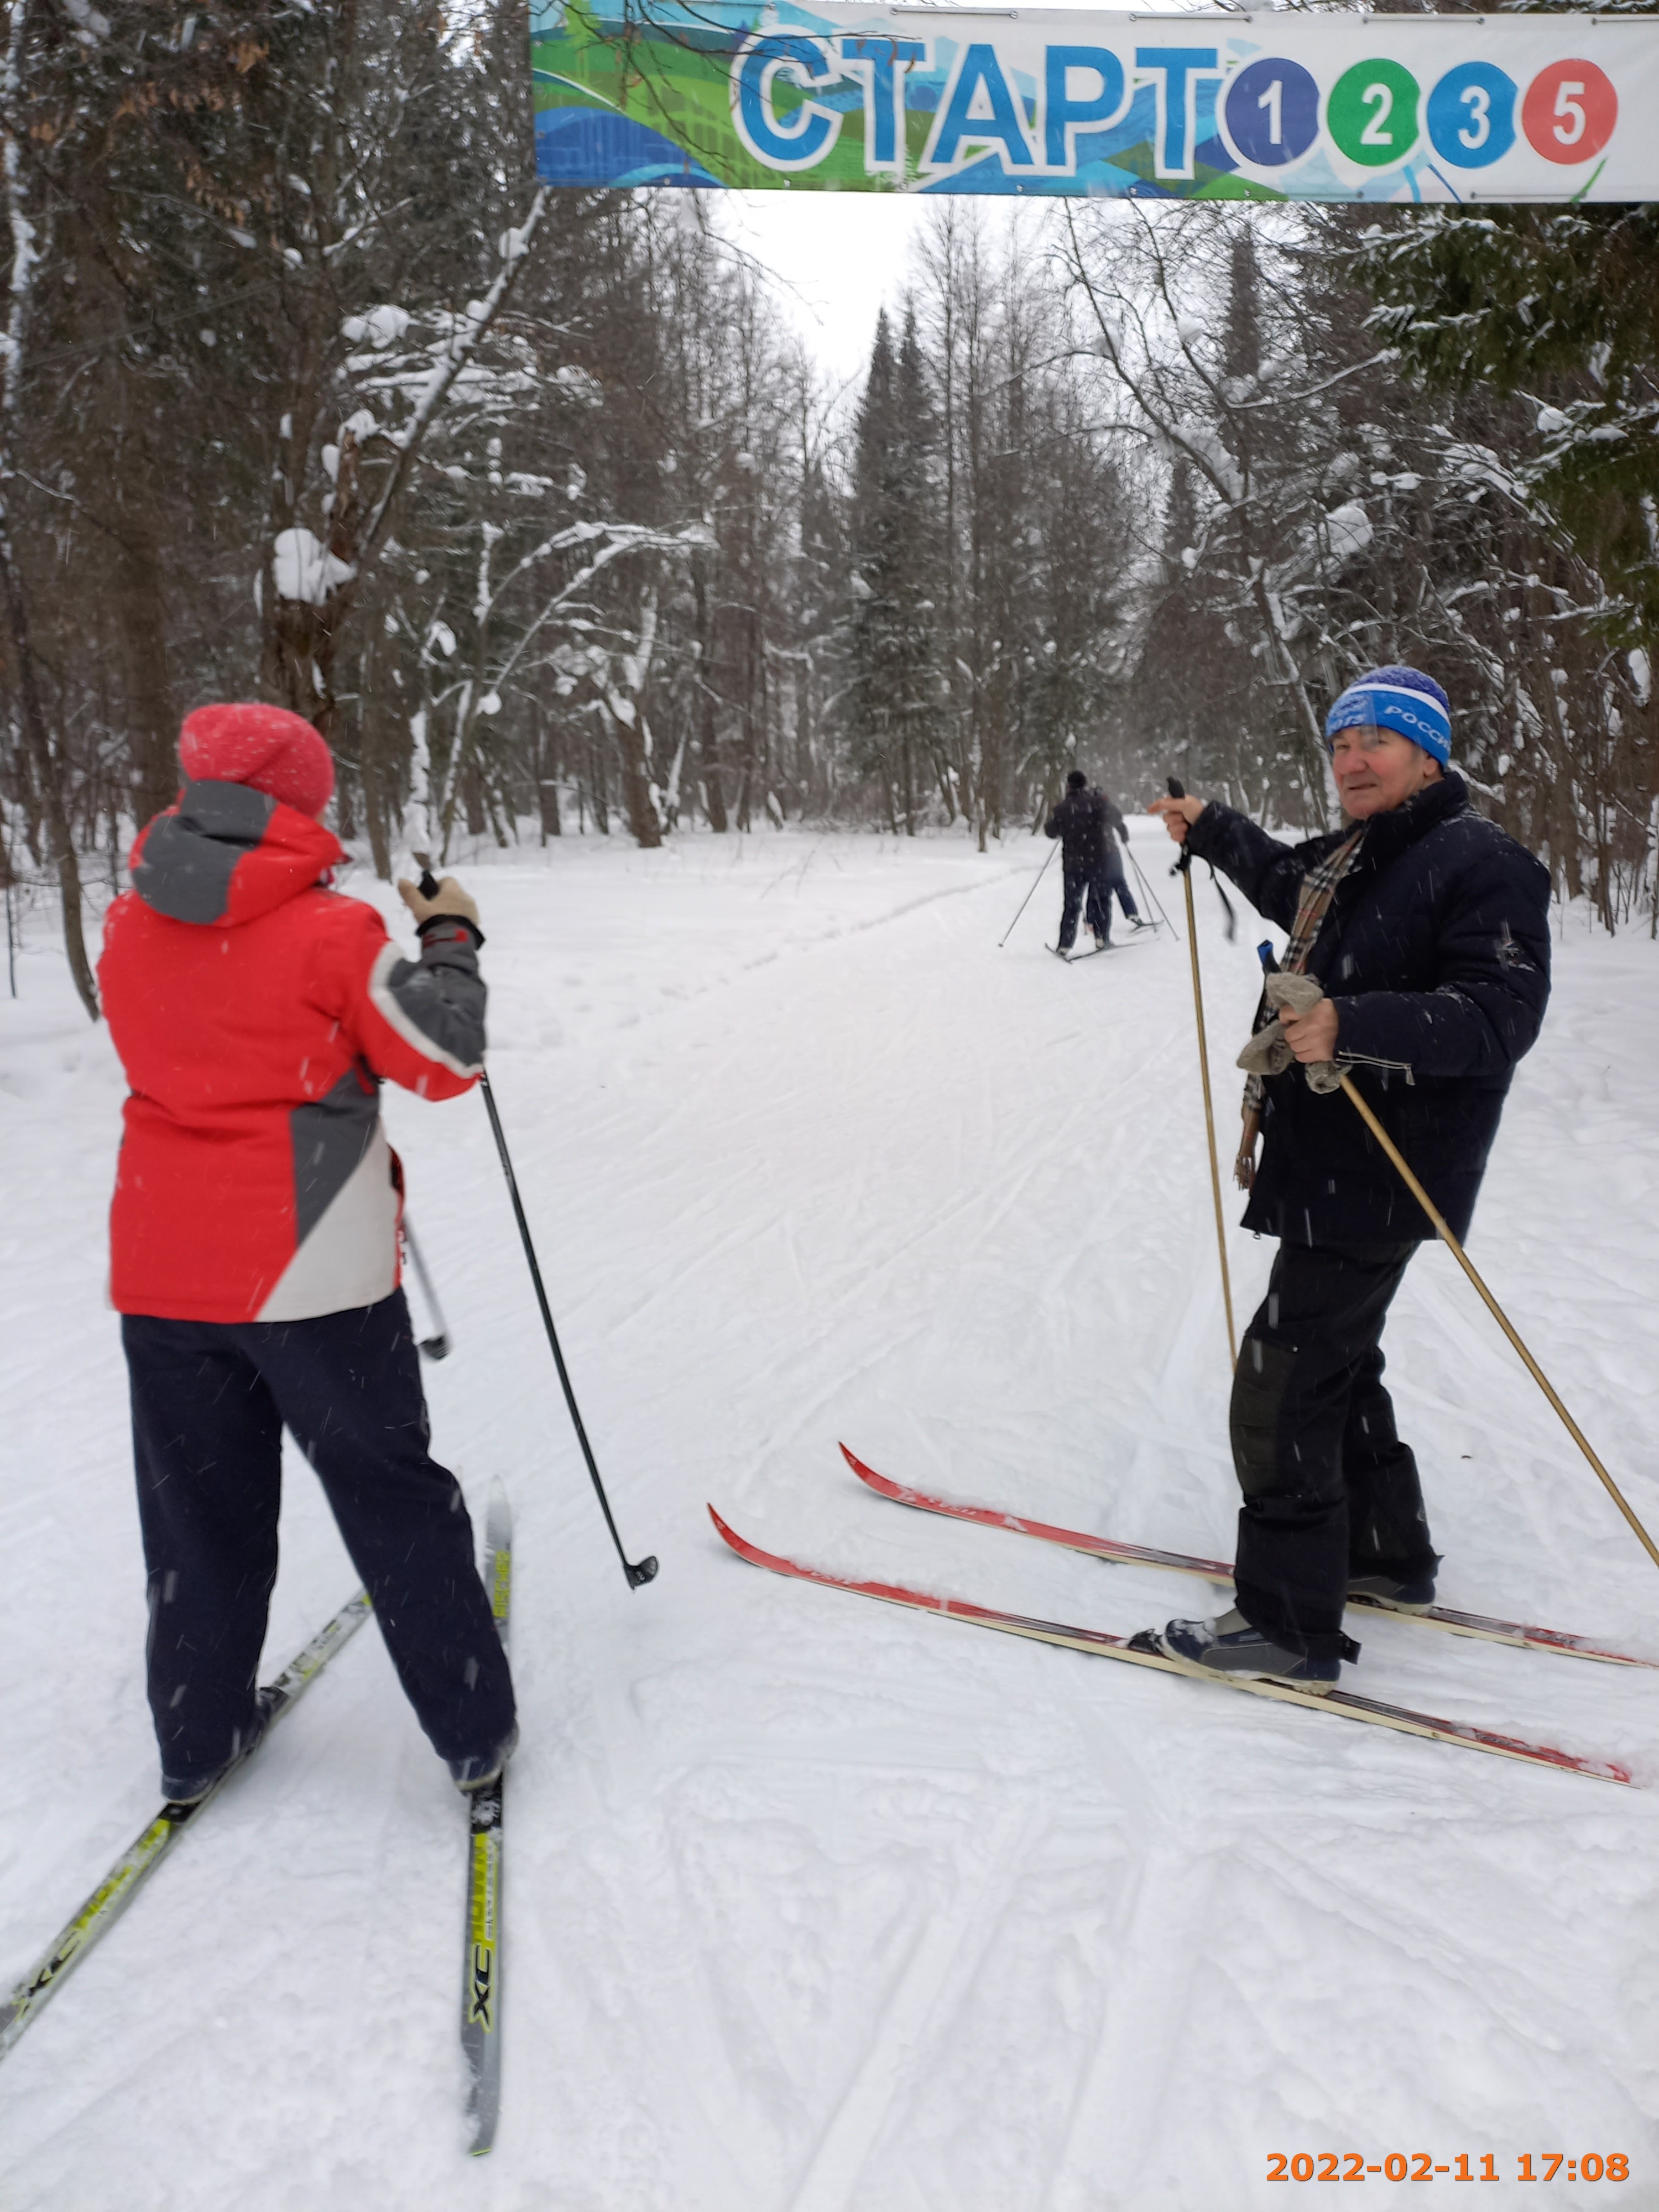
<box><xmin>179</xmin><ymin>702</ymin><xmax>335</xmax><ymax>818</ymax></box>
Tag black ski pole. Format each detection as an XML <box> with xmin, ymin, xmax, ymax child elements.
<box><xmin>999</xmin><ymin>840</ymin><xmax>1057</xmax><ymax>947</ymax></box>
<box><xmin>1125</xmin><ymin>844</ymin><xmax>1178</xmax><ymax>940</ymax></box>
<box><xmin>404</xmin><ymin>1219</ymin><xmax>452</xmax><ymax>1359</ymax></box>
<box><xmin>414</xmin><ymin>859</ymin><xmax>658</xmax><ymax>1590</ymax></box>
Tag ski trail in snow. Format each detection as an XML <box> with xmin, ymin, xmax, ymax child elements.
<box><xmin>1046</xmin><ymin>1840</ymin><xmax>1229</xmax><ymax>2209</ymax></box>
<box><xmin>6</xmin><ymin>832</ymin><xmax>1659</xmax><ymax>2207</ymax></box>
<box><xmin>833</xmin><ymin>865</ymin><xmax>1031</xmax><ymax>941</ymax></box>
<box><xmin>786</xmin><ymin>1796</ymin><xmax>1041</xmax><ymax>2212</ymax></box>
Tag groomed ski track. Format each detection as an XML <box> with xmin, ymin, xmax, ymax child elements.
<box><xmin>3</xmin><ymin>826</ymin><xmax>1658</xmax><ymax>2208</ymax></box>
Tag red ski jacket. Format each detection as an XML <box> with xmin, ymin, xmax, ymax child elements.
<box><xmin>100</xmin><ymin>780</ymin><xmax>484</xmax><ymax>1322</ymax></box>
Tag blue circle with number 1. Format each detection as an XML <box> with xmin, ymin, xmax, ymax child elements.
<box><xmin>1427</xmin><ymin>61</ymin><xmax>1516</xmax><ymax>169</ymax></box>
<box><xmin>1224</xmin><ymin>58</ymin><xmax>1319</xmax><ymax>168</ymax></box>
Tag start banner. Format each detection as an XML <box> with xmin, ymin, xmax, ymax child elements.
<box><xmin>529</xmin><ymin>4</ymin><xmax>1658</xmax><ymax>201</ymax></box>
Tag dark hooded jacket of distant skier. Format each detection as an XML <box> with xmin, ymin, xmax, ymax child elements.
<box><xmin>98</xmin><ymin>701</ymin><xmax>517</xmax><ymax>1804</ymax></box>
<box><xmin>1142</xmin><ymin>666</ymin><xmax>1550</xmax><ymax>1692</ymax></box>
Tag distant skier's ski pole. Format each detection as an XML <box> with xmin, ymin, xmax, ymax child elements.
<box><xmin>1167</xmin><ymin>778</ymin><xmax>1237</xmax><ymax>1367</ymax></box>
<box><xmin>411</xmin><ymin>860</ymin><xmax>657</xmax><ymax>1590</ymax></box>
<box><xmin>1125</xmin><ymin>846</ymin><xmax>1178</xmax><ymax>939</ymax></box>
<box><xmin>404</xmin><ymin>1219</ymin><xmax>451</xmax><ymax>1360</ymax></box>
<box><xmin>1334</xmin><ymin>1070</ymin><xmax>1659</xmax><ymax>1577</ymax></box>
<box><xmin>999</xmin><ymin>841</ymin><xmax>1057</xmax><ymax>947</ymax></box>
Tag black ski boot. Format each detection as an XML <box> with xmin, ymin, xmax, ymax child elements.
<box><xmin>161</xmin><ymin>1687</ymin><xmax>280</xmax><ymax>1806</ymax></box>
<box><xmin>450</xmin><ymin>1722</ymin><xmax>519</xmax><ymax>1794</ymax></box>
<box><xmin>1348</xmin><ymin>1567</ymin><xmax>1437</xmax><ymax>1614</ymax></box>
<box><xmin>1144</xmin><ymin>1609</ymin><xmax>1343</xmax><ymax>1691</ymax></box>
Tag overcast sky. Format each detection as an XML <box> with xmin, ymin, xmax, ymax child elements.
<box><xmin>722</xmin><ymin>191</ymin><xmax>940</xmax><ymax>389</ymax></box>
<box><xmin>713</xmin><ymin>0</ymin><xmax>1159</xmax><ymax>390</ymax></box>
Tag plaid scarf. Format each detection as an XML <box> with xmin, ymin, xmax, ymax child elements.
<box><xmin>1235</xmin><ymin>828</ymin><xmax>1364</xmax><ymax>1188</ymax></box>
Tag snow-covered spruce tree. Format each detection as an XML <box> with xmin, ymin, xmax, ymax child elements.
<box><xmin>847</xmin><ymin>306</ymin><xmax>944</xmax><ymax>835</ymax></box>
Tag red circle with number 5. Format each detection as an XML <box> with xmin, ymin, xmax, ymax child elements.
<box><xmin>1522</xmin><ymin>60</ymin><xmax>1616</xmax><ymax>163</ymax></box>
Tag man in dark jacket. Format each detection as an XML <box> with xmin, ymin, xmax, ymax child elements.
<box><xmin>99</xmin><ymin>702</ymin><xmax>517</xmax><ymax>1803</ymax></box>
<box><xmin>1142</xmin><ymin>666</ymin><xmax>1551</xmax><ymax>1689</ymax></box>
<box><xmin>1045</xmin><ymin>771</ymin><xmax>1144</xmax><ymax>951</ymax></box>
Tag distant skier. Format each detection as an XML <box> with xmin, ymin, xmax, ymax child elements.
<box><xmin>98</xmin><ymin>703</ymin><xmax>517</xmax><ymax>1803</ymax></box>
<box><xmin>1143</xmin><ymin>667</ymin><xmax>1550</xmax><ymax>1689</ymax></box>
<box><xmin>1044</xmin><ymin>770</ymin><xmax>1144</xmax><ymax>952</ymax></box>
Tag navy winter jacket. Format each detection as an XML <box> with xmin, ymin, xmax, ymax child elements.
<box><xmin>1186</xmin><ymin>774</ymin><xmax>1551</xmax><ymax>1246</ymax></box>
<box><xmin>1045</xmin><ymin>787</ymin><xmax>1110</xmax><ymax>869</ymax></box>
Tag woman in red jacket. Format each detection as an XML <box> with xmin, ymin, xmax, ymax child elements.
<box><xmin>99</xmin><ymin>702</ymin><xmax>515</xmax><ymax>1803</ymax></box>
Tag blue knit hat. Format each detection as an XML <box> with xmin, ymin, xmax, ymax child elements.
<box><xmin>1324</xmin><ymin>665</ymin><xmax>1451</xmax><ymax>765</ymax></box>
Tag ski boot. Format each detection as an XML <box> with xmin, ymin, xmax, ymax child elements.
<box><xmin>161</xmin><ymin>1687</ymin><xmax>280</xmax><ymax>1806</ymax></box>
<box><xmin>450</xmin><ymin>1722</ymin><xmax>519</xmax><ymax>1794</ymax></box>
<box><xmin>1136</xmin><ymin>1609</ymin><xmax>1345</xmax><ymax>1691</ymax></box>
<box><xmin>1347</xmin><ymin>1567</ymin><xmax>1437</xmax><ymax>1614</ymax></box>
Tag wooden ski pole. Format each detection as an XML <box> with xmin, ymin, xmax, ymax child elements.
<box><xmin>1167</xmin><ymin>780</ymin><xmax>1237</xmax><ymax>1367</ymax></box>
<box><xmin>1337</xmin><ymin>1071</ymin><xmax>1659</xmax><ymax>1576</ymax></box>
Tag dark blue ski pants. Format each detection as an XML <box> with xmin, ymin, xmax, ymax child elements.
<box><xmin>1102</xmin><ymin>847</ymin><xmax>1140</xmax><ymax>921</ymax></box>
<box><xmin>1060</xmin><ymin>857</ymin><xmax>1139</xmax><ymax>947</ymax></box>
<box><xmin>122</xmin><ymin>1290</ymin><xmax>515</xmax><ymax>1788</ymax></box>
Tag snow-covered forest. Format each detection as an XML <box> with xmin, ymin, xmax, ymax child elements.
<box><xmin>6</xmin><ymin>0</ymin><xmax>1659</xmax><ymax>1031</ymax></box>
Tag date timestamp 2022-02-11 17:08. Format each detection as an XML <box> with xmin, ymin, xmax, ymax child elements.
<box><xmin>1265</xmin><ymin>2152</ymin><xmax>1631</xmax><ymax>2184</ymax></box>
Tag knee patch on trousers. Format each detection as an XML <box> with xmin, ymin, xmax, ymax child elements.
<box><xmin>1230</xmin><ymin>1335</ymin><xmax>1301</xmax><ymax>1499</ymax></box>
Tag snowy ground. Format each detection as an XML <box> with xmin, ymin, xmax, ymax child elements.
<box><xmin>2</xmin><ymin>823</ymin><xmax>1657</xmax><ymax>2210</ymax></box>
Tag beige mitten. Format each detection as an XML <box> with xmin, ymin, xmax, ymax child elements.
<box><xmin>1266</xmin><ymin>972</ymin><xmax>1343</xmax><ymax>1094</ymax></box>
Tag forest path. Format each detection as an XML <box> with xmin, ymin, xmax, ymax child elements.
<box><xmin>2</xmin><ymin>826</ymin><xmax>1656</xmax><ymax>2210</ymax></box>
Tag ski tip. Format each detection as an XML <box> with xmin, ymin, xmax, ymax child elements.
<box><xmin>839</xmin><ymin>1442</ymin><xmax>900</xmax><ymax>1496</ymax></box>
<box><xmin>707</xmin><ymin>1506</ymin><xmax>792</xmax><ymax>1578</ymax></box>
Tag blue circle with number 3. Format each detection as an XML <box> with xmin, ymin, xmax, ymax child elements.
<box><xmin>1224</xmin><ymin>58</ymin><xmax>1319</xmax><ymax>167</ymax></box>
<box><xmin>1427</xmin><ymin>61</ymin><xmax>1516</xmax><ymax>169</ymax></box>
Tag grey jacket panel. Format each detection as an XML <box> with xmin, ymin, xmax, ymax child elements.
<box><xmin>383</xmin><ymin>923</ymin><xmax>487</xmax><ymax>1073</ymax></box>
<box><xmin>133</xmin><ymin>781</ymin><xmax>276</xmax><ymax>923</ymax></box>
<box><xmin>289</xmin><ymin>1066</ymin><xmax>383</xmax><ymax>1244</ymax></box>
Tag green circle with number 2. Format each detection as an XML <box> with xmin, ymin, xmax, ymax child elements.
<box><xmin>1328</xmin><ymin>59</ymin><xmax>1421</xmax><ymax>166</ymax></box>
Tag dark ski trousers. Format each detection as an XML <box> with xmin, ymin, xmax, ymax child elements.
<box><xmin>1102</xmin><ymin>848</ymin><xmax>1140</xmax><ymax>922</ymax></box>
<box><xmin>1228</xmin><ymin>1240</ymin><xmax>1439</xmax><ymax>1660</ymax></box>
<box><xmin>122</xmin><ymin>1289</ymin><xmax>515</xmax><ymax>1788</ymax></box>
<box><xmin>1059</xmin><ymin>863</ymin><xmax>1112</xmax><ymax>948</ymax></box>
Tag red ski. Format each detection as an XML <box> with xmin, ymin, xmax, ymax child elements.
<box><xmin>708</xmin><ymin>1508</ymin><xmax>1631</xmax><ymax>1787</ymax></box>
<box><xmin>841</xmin><ymin>1446</ymin><xmax>1657</xmax><ymax>1672</ymax></box>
